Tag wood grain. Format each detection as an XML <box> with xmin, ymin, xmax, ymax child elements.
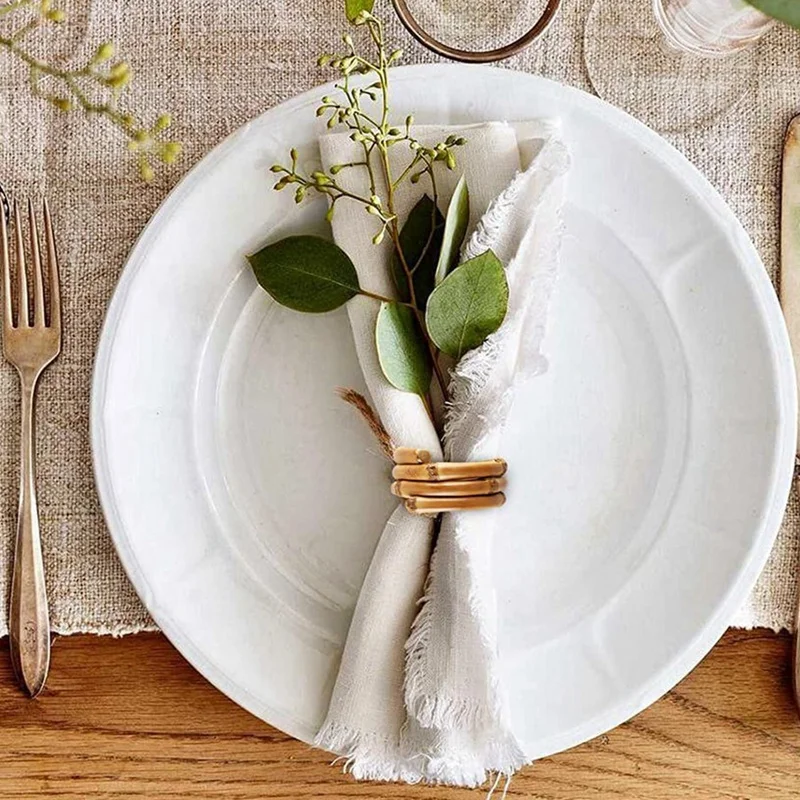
<box><xmin>0</xmin><ymin>631</ymin><xmax>797</xmax><ymax>799</ymax></box>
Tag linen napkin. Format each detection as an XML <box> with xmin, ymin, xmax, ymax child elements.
<box><xmin>316</xmin><ymin>121</ymin><xmax>570</xmax><ymax>786</ymax></box>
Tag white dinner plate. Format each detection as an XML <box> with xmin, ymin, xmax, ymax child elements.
<box><xmin>91</xmin><ymin>65</ymin><xmax>796</xmax><ymax>758</ymax></box>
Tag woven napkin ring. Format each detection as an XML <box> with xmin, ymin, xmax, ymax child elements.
<box><xmin>391</xmin><ymin>447</ymin><xmax>507</xmax><ymax>515</ymax></box>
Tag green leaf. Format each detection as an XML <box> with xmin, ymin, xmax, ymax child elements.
<box><xmin>425</xmin><ymin>250</ymin><xmax>508</xmax><ymax>360</ymax></box>
<box><xmin>391</xmin><ymin>195</ymin><xmax>444</xmax><ymax>309</ymax></box>
<box><xmin>247</xmin><ymin>235</ymin><xmax>360</xmax><ymax>313</ymax></box>
<box><xmin>375</xmin><ymin>302</ymin><xmax>432</xmax><ymax>395</ymax></box>
<box><xmin>345</xmin><ymin>0</ymin><xmax>374</xmax><ymax>22</ymax></box>
<box><xmin>435</xmin><ymin>175</ymin><xmax>470</xmax><ymax>285</ymax></box>
<box><xmin>745</xmin><ymin>0</ymin><xmax>800</xmax><ymax>28</ymax></box>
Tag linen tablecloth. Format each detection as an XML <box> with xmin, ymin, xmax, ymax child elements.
<box><xmin>0</xmin><ymin>0</ymin><xmax>796</xmax><ymax>634</ymax></box>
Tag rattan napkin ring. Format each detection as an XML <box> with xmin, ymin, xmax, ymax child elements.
<box><xmin>391</xmin><ymin>447</ymin><xmax>507</xmax><ymax>515</ymax></box>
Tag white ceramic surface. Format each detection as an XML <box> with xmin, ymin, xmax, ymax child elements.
<box><xmin>91</xmin><ymin>65</ymin><xmax>796</xmax><ymax>758</ymax></box>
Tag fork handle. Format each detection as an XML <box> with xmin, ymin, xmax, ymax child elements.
<box><xmin>9</xmin><ymin>373</ymin><xmax>50</xmax><ymax>698</ymax></box>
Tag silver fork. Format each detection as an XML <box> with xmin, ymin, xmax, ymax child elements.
<box><xmin>0</xmin><ymin>199</ymin><xmax>61</xmax><ymax>697</ymax></box>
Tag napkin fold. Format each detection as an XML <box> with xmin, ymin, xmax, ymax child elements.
<box><xmin>316</xmin><ymin>121</ymin><xmax>570</xmax><ymax>786</ymax></box>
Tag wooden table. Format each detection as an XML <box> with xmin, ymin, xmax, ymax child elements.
<box><xmin>0</xmin><ymin>630</ymin><xmax>797</xmax><ymax>799</ymax></box>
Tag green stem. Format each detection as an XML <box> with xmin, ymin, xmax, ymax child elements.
<box><xmin>360</xmin><ymin>16</ymin><xmax>449</xmax><ymax>406</ymax></box>
<box><xmin>341</xmin><ymin>76</ymin><xmax>379</xmax><ymax>196</ymax></box>
<box><xmin>336</xmin><ymin>160</ymin><xmax>368</xmax><ymax>170</ymax></box>
<box><xmin>64</xmin><ymin>75</ymin><xmax>131</xmax><ymax>136</ymax></box>
<box><xmin>10</xmin><ymin>17</ymin><xmax>37</xmax><ymax>41</ymax></box>
<box><xmin>308</xmin><ymin>179</ymin><xmax>387</xmax><ymax>218</ymax></box>
<box><xmin>379</xmin><ymin>151</ymin><xmax>449</xmax><ymax>403</ymax></box>
<box><xmin>1</xmin><ymin>37</ymin><xmax>131</xmax><ymax>137</ymax></box>
<box><xmin>359</xmin><ymin>288</ymin><xmax>414</xmax><ymax>307</ymax></box>
<box><xmin>0</xmin><ymin>0</ymin><xmax>34</xmax><ymax>17</ymax></box>
<box><xmin>391</xmin><ymin>153</ymin><xmax>422</xmax><ymax>190</ymax></box>
<box><xmin>0</xmin><ymin>0</ymin><xmax>180</xmax><ymax>180</ymax></box>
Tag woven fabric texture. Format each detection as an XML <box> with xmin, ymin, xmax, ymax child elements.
<box><xmin>0</xmin><ymin>0</ymin><xmax>796</xmax><ymax>635</ymax></box>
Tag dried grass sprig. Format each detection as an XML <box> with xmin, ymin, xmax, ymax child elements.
<box><xmin>337</xmin><ymin>387</ymin><xmax>394</xmax><ymax>460</ymax></box>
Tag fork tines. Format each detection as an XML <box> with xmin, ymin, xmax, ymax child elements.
<box><xmin>0</xmin><ymin>199</ymin><xmax>61</xmax><ymax>333</ymax></box>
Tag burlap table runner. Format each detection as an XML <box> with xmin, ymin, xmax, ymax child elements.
<box><xmin>0</xmin><ymin>0</ymin><xmax>796</xmax><ymax>636</ymax></box>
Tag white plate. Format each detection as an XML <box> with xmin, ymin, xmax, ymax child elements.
<box><xmin>91</xmin><ymin>65</ymin><xmax>796</xmax><ymax>758</ymax></box>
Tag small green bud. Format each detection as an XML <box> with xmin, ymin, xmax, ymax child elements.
<box><xmin>388</xmin><ymin>127</ymin><xmax>401</xmax><ymax>136</ymax></box>
<box><xmin>46</xmin><ymin>8</ymin><xmax>66</xmax><ymax>22</ymax></box>
<box><xmin>274</xmin><ymin>177</ymin><xmax>289</xmax><ymax>190</ymax></box>
<box><xmin>372</xmin><ymin>228</ymin><xmax>385</xmax><ymax>246</ymax></box>
<box><xmin>133</xmin><ymin>129</ymin><xmax>149</xmax><ymax>144</ymax></box>
<box><xmin>354</xmin><ymin>9</ymin><xmax>370</xmax><ymax>24</ymax></box>
<box><xmin>52</xmin><ymin>97</ymin><xmax>72</xmax><ymax>112</ymax></box>
<box><xmin>160</xmin><ymin>142</ymin><xmax>182</xmax><ymax>164</ymax></box>
<box><xmin>94</xmin><ymin>42</ymin><xmax>115</xmax><ymax>62</ymax></box>
<box><xmin>316</xmin><ymin>106</ymin><xmax>326</xmax><ymax>117</ymax></box>
<box><xmin>317</xmin><ymin>54</ymin><xmax>331</xmax><ymax>67</ymax></box>
<box><xmin>410</xmin><ymin>171</ymin><xmax>422</xmax><ymax>184</ymax></box>
<box><xmin>446</xmin><ymin>152</ymin><xmax>456</xmax><ymax>170</ymax></box>
<box><xmin>330</xmin><ymin>164</ymin><xmax>343</xmax><ymax>175</ymax></box>
<box><xmin>139</xmin><ymin>159</ymin><xmax>154</xmax><ymax>183</ymax></box>
<box><xmin>366</xmin><ymin>205</ymin><xmax>380</xmax><ymax>216</ymax></box>
<box><xmin>325</xmin><ymin>205</ymin><xmax>335</xmax><ymax>223</ymax></box>
<box><xmin>342</xmin><ymin>33</ymin><xmax>354</xmax><ymax>47</ymax></box>
<box><xmin>290</xmin><ymin>148</ymin><xmax>298</xmax><ymax>163</ymax></box>
<box><xmin>107</xmin><ymin>61</ymin><xmax>131</xmax><ymax>89</ymax></box>
<box><xmin>295</xmin><ymin>187</ymin><xmax>306</xmax><ymax>203</ymax></box>
<box><xmin>327</xmin><ymin>116</ymin><xmax>337</xmax><ymax>129</ymax></box>
<box><xmin>154</xmin><ymin>113</ymin><xmax>172</xmax><ymax>131</ymax></box>
<box><xmin>321</xmin><ymin>96</ymin><xmax>333</xmax><ymax>104</ymax></box>
<box><xmin>370</xmin><ymin>195</ymin><xmax>381</xmax><ymax>207</ymax></box>
<box><xmin>405</xmin><ymin>115</ymin><xmax>414</xmax><ymax>128</ymax></box>
<box><xmin>389</xmin><ymin>49</ymin><xmax>403</xmax><ymax>62</ymax></box>
<box><xmin>270</xmin><ymin>164</ymin><xmax>283</xmax><ymax>173</ymax></box>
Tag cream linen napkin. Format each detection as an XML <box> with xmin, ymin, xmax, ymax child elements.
<box><xmin>316</xmin><ymin>122</ymin><xmax>570</xmax><ymax>786</ymax></box>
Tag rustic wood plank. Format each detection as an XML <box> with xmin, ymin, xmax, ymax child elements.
<box><xmin>0</xmin><ymin>631</ymin><xmax>795</xmax><ymax>798</ymax></box>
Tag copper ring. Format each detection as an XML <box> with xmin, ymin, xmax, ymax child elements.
<box><xmin>0</xmin><ymin>183</ymin><xmax>9</xmax><ymax>225</ymax></box>
<box><xmin>391</xmin><ymin>0</ymin><xmax>562</xmax><ymax>63</ymax></box>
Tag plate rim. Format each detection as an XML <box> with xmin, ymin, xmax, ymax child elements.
<box><xmin>91</xmin><ymin>63</ymin><xmax>797</xmax><ymax>756</ymax></box>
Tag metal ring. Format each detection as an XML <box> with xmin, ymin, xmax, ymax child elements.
<box><xmin>391</xmin><ymin>0</ymin><xmax>562</xmax><ymax>63</ymax></box>
<box><xmin>0</xmin><ymin>183</ymin><xmax>8</xmax><ymax>225</ymax></box>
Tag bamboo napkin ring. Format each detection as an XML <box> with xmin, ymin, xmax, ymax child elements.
<box><xmin>392</xmin><ymin>448</ymin><xmax>507</xmax><ymax>514</ymax></box>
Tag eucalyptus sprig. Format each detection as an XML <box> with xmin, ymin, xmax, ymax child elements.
<box><xmin>249</xmin><ymin>4</ymin><xmax>509</xmax><ymax>426</ymax></box>
<box><xmin>0</xmin><ymin>0</ymin><xmax>181</xmax><ymax>180</ymax></box>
